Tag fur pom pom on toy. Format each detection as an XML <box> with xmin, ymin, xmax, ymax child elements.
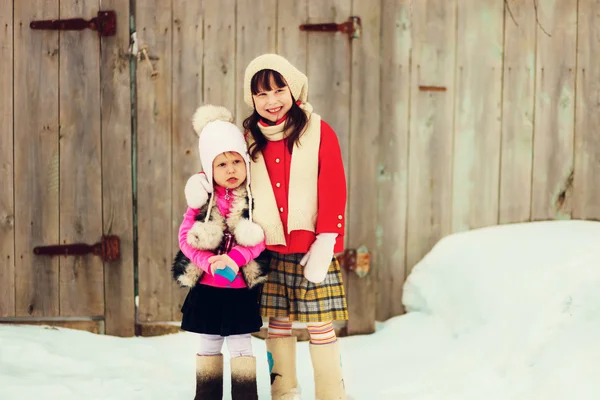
<box><xmin>178</xmin><ymin>264</ymin><xmax>201</xmax><ymax>287</ymax></box>
<box><xmin>234</xmin><ymin>218</ymin><xmax>265</xmax><ymax>247</ymax></box>
<box><xmin>187</xmin><ymin>221</ymin><xmax>224</xmax><ymax>250</ymax></box>
<box><xmin>171</xmin><ymin>251</ymin><xmax>203</xmax><ymax>287</ymax></box>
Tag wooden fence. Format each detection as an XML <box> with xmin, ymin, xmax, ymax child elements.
<box><xmin>375</xmin><ymin>0</ymin><xmax>600</xmax><ymax>320</ymax></box>
<box><xmin>0</xmin><ymin>0</ymin><xmax>134</xmax><ymax>336</ymax></box>
<box><xmin>1</xmin><ymin>0</ymin><xmax>599</xmax><ymax>336</ymax></box>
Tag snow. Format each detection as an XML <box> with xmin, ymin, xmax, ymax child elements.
<box><xmin>2</xmin><ymin>220</ymin><xmax>600</xmax><ymax>399</ymax></box>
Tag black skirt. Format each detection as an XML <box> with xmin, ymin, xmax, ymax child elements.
<box><xmin>180</xmin><ymin>284</ymin><xmax>263</xmax><ymax>336</ymax></box>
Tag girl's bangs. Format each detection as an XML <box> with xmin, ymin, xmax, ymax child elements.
<box><xmin>251</xmin><ymin>69</ymin><xmax>288</xmax><ymax>94</ymax></box>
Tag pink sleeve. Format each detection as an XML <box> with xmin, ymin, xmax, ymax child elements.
<box><xmin>178</xmin><ymin>207</ymin><xmax>214</xmax><ymax>273</ymax></box>
<box><xmin>228</xmin><ymin>239</ymin><xmax>266</xmax><ymax>267</ymax></box>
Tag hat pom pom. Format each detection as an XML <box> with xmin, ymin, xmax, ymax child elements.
<box><xmin>298</xmin><ymin>102</ymin><xmax>313</xmax><ymax>114</ymax></box>
<box><xmin>192</xmin><ymin>105</ymin><xmax>234</xmax><ymax>136</ymax></box>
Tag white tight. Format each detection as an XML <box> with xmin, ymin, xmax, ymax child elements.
<box><xmin>197</xmin><ymin>333</ymin><xmax>253</xmax><ymax>358</ymax></box>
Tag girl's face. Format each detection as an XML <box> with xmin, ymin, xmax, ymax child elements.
<box><xmin>252</xmin><ymin>76</ymin><xmax>293</xmax><ymax>123</ymax></box>
<box><xmin>212</xmin><ymin>152</ymin><xmax>247</xmax><ymax>189</ymax></box>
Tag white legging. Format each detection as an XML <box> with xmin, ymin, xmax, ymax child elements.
<box><xmin>197</xmin><ymin>333</ymin><xmax>253</xmax><ymax>357</ymax></box>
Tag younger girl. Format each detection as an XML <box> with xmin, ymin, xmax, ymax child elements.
<box><xmin>172</xmin><ymin>105</ymin><xmax>269</xmax><ymax>400</ymax></box>
<box><xmin>243</xmin><ymin>54</ymin><xmax>349</xmax><ymax>400</ymax></box>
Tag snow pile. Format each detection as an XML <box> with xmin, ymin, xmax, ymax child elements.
<box><xmin>396</xmin><ymin>220</ymin><xmax>600</xmax><ymax>399</ymax></box>
<box><xmin>1</xmin><ymin>220</ymin><xmax>599</xmax><ymax>399</ymax></box>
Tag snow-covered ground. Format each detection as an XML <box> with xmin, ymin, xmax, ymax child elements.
<box><xmin>1</xmin><ymin>220</ymin><xmax>600</xmax><ymax>399</ymax></box>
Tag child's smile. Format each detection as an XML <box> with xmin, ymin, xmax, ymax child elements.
<box><xmin>266</xmin><ymin>106</ymin><xmax>282</xmax><ymax>114</ymax></box>
<box><xmin>252</xmin><ymin>80</ymin><xmax>293</xmax><ymax>123</ymax></box>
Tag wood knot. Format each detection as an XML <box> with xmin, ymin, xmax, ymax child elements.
<box><xmin>554</xmin><ymin>169</ymin><xmax>574</xmax><ymax>215</ymax></box>
<box><xmin>3</xmin><ymin>214</ymin><xmax>14</xmax><ymax>228</ymax></box>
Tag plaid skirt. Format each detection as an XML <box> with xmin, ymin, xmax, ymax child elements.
<box><xmin>260</xmin><ymin>251</ymin><xmax>348</xmax><ymax>322</ymax></box>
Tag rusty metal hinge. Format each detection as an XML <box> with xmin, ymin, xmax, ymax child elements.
<box><xmin>33</xmin><ymin>235</ymin><xmax>120</xmax><ymax>262</ymax></box>
<box><xmin>299</xmin><ymin>16</ymin><xmax>362</xmax><ymax>39</ymax></box>
<box><xmin>30</xmin><ymin>10</ymin><xmax>117</xmax><ymax>37</ymax></box>
<box><xmin>336</xmin><ymin>246</ymin><xmax>370</xmax><ymax>277</ymax></box>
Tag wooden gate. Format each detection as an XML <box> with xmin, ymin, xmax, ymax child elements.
<box><xmin>4</xmin><ymin>0</ymin><xmax>600</xmax><ymax>338</ymax></box>
<box><xmin>134</xmin><ymin>0</ymin><xmax>379</xmax><ymax>335</ymax></box>
<box><xmin>0</xmin><ymin>0</ymin><xmax>134</xmax><ymax>336</ymax></box>
<box><xmin>1</xmin><ymin>0</ymin><xmax>377</xmax><ymax>338</ymax></box>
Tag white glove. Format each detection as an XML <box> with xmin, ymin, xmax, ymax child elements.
<box><xmin>184</xmin><ymin>173</ymin><xmax>212</xmax><ymax>209</ymax></box>
<box><xmin>300</xmin><ymin>233</ymin><xmax>337</xmax><ymax>283</ymax></box>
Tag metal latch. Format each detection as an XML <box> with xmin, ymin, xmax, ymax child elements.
<box><xmin>33</xmin><ymin>235</ymin><xmax>120</xmax><ymax>262</ymax></box>
<box><xmin>30</xmin><ymin>10</ymin><xmax>116</xmax><ymax>37</ymax></box>
<box><xmin>336</xmin><ymin>246</ymin><xmax>370</xmax><ymax>277</ymax></box>
<box><xmin>299</xmin><ymin>16</ymin><xmax>361</xmax><ymax>39</ymax></box>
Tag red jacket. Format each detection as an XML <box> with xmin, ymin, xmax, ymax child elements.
<box><xmin>259</xmin><ymin>119</ymin><xmax>346</xmax><ymax>254</ymax></box>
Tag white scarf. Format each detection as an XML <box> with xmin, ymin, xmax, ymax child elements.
<box><xmin>248</xmin><ymin>106</ymin><xmax>321</xmax><ymax>245</ymax></box>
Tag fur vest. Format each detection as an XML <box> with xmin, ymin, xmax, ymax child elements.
<box><xmin>172</xmin><ymin>186</ymin><xmax>270</xmax><ymax>289</ymax></box>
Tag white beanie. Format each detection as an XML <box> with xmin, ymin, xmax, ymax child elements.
<box><xmin>191</xmin><ymin>105</ymin><xmax>251</xmax><ymax>188</ymax></box>
<box><xmin>244</xmin><ymin>53</ymin><xmax>308</xmax><ymax>109</ymax></box>
<box><xmin>187</xmin><ymin>105</ymin><xmax>259</xmax><ymax>229</ymax></box>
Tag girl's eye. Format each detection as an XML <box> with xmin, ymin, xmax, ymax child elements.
<box><xmin>256</xmin><ymin>92</ymin><xmax>265</xmax><ymax>97</ymax></box>
<box><xmin>233</xmin><ymin>160</ymin><xmax>241</xmax><ymax>164</ymax></box>
<box><xmin>218</xmin><ymin>163</ymin><xmax>226</xmax><ymax>167</ymax></box>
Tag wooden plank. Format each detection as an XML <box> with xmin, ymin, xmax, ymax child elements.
<box><xmin>58</xmin><ymin>0</ymin><xmax>104</xmax><ymax>317</ymax></box>
<box><xmin>452</xmin><ymin>0</ymin><xmax>503</xmax><ymax>232</ymax></box>
<box><xmin>277</xmin><ymin>0</ymin><xmax>308</xmax><ymax>71</ymax></box>
<box><xmin>14</xmin><ymin>0</ymin><xmax>60</xmax><ymax>317</ymax></box>
<box><xmin>376</xmin><ymin>0</ymin><xmax>411</xmax><ymax>321</ymax></box>
<box><xmin>171</xmin><ymin>0</ymin><xmax>203</xmax><ymax>320</ymax></box>
<box><xmin>0</xmin><ymin>319</ymin><xmax>104</xmax><ymax>334</ymax></box>
<box><xmin>307</xmin><ymin>0</ymin><xmax>351</xmax><ymax>183</ymax></box>
<box><xmin>135</xmin><ymin>322</ymin><xmax>181</xmax><ymax>337</ymax></box>
<box><xmin>406</xmin><ymin>0</ymin><xmax>456</xmax><ymax>273</ymax></box>
<box><xmin>346</xmin><ymin>0</ymin><xmax>380</xmax><ymax>335</ymax></box>
<box><xmin>0</xmin><ymin>0</ymin><xmax>15</xmax><ymax>317</ymax></box>
<box><xmin>499</xmin><ymin>0</ymin><xmax>536</xmax><ymax>224</ymax></box>
<box><xmin>573</xmin><ymin>0</ymin><xmax>600</xmax><ymax>221</ymax></box>
<box><xmin>203</xmin><ymin>0</ymin><xmax>236</xmax><ymax>110</ymax></box>
<box><xmin>235</xmin><ymin>0</ymin><xmax>277</xmax><ymax>126</ymax></box>
<box><xmin>136</xmin><ymin>0</ymin><xmax>173</xmax><ymax>322</ymax></box>
<box><xmin>100</xmin><ymin>0</ymin><xmax>135</xmax><ymax>336</ymax></box>
<box><xmin>306</xmin><ymin>0</ymin><xmax>352</xmax><ymax>306</ymax></box>
<box><xmin>531</xmin><ymin>0</ymin><xmax>577</xmax><ymax>220</ymax></box>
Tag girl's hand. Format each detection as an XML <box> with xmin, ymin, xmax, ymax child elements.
<box><xmin>301</xmin><ymin>233</ymin><xmax>337</xmax><ymax>283</ymax></box>
<box><xmin>208</xmin><ymin>254</ymin><xmax>240</xmax><ymax>276</ymax></box>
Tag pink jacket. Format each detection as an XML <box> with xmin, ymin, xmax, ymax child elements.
<box><xmin>178</xmin><ymin>186</ymin><xmax>266</xmax><ymax>288</ymax></box>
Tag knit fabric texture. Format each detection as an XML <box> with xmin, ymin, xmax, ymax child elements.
<box><xmin>247</xmin><ymin>112</ymin><xmax>321</xmax><ymax>245</ymax></box>
<box><xmin>244</xmin><ymin>53</ymin><xmax>308</xmax><ymax>109</ymax></box>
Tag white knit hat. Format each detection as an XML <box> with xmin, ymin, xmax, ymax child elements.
<box><xmin>244</xmin><ymin>53</ymin><xmax>308</xmax><ymax>109</ymax></box>
<box><xmin>185</xmin><ymin>105</ymin><xmax>254</xmax><ymax>220</ymax></box>
<box><xmin>191</xmin><ymin>105</ymin><xmax>250</xmax><ymax>187</ymax></box>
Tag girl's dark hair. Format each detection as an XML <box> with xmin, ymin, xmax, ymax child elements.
<box><xmin>243</xmin><ymin>69</ymin><xmax>308</xmax><ymax>161</ymax></box>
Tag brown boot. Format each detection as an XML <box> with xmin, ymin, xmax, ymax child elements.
<box><xmin>230</xmin><ymin>356</ymin><xmax>258</xmax><ymax>400</ymax></box>
<box><xmin>309</xmin><ymin>341</ymin><xmax>346</xmax><ymax>400</ymax></box>
<box><xmin>195</xmin><ymin>354</ymin><xmax>223</xmax><ymax>400</ymax></box>
<box><xmin>266</xmin><ymin>336</ymin><xmax>301</xmax><ymax>399</ymax></box>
